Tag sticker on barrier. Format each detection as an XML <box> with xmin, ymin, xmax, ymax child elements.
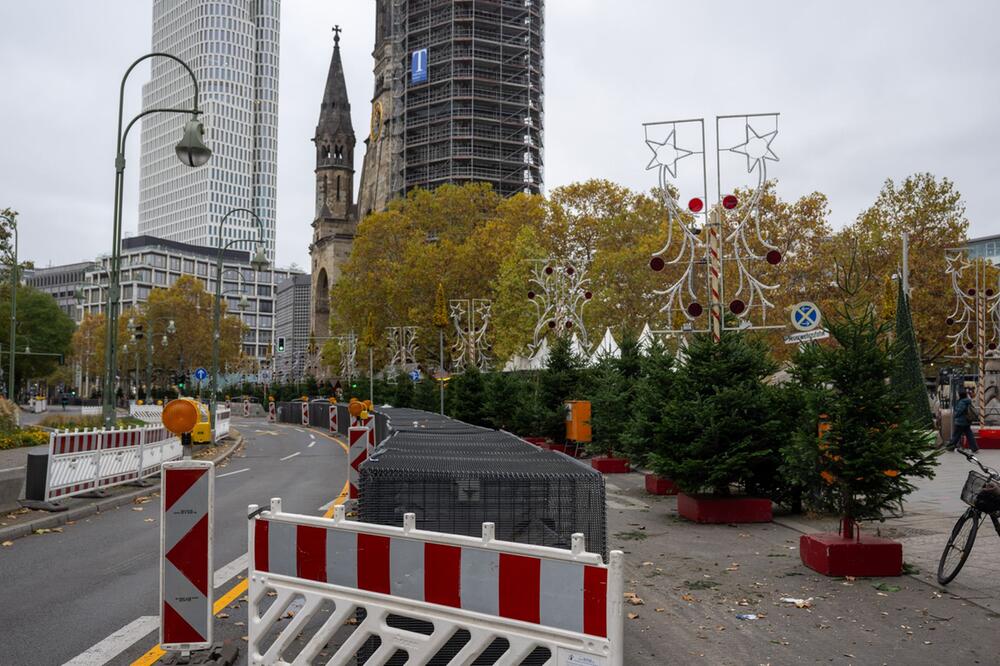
<box><xmin>161</xmin><ymin>460</ymin><xmax>214</xmax><ymax>652</ymax></box>
<box><xmin>301</xmin><ymin>402</ymin><xmax>309</xmax><ymax>427</ymax></box>
<box><xmin>348</xmin><ymin>426</ymin><xmax>367</xmax><ymax>499</ymax></box>
<box><xmin>247</xmin><ymin>500</ymin><xmax>624</xmax><ymax>665</ymax></box>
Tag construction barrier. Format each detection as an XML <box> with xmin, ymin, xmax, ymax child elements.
<box><xmin>161</xmin><ymin>460</ymin><xmax>214</xmax><ymax>651</ymax></box>
<box><xmin>301</xmin><ymin>402</ymin><xmax>309</xmax><ymax>427</ymax></box>
<box><xmin>247</xmin><ymin>500</ymin><xmax>624</xmax><ymax>665</ymax></box>
<box><xmin>214</xmin><ymin>406</ymin><xmax>231</xmax><ymax>441</ymax></box>
<box><xmin>130</xmin><ymin>404</ymin><xmax>164</xmax><ymax>423</ymax></box>
<box><xmin>81</xmin><ymin>405</ymin><xmax>102</xmax><ymax>416</ymax></box>
<box><xmin>348</xmin><ymin>426</ymin><xmax>367</xmax><ymax>500</ymax></box>
<box><xmin>44</xmin><ymin>425</ymin><xmax>183</xmax><ymax>502</ymax></box>
<box><xmin>328</xmin><ymin>403</ymin><xmax>337</xmax><ymax>434</ymax></box>
<box><xmin>244</xmin><ymin>399</ymin><xmax>251</xmax><ymax>417</ymax></box>
<box><xmin>268</xmin><ymin>401</ymin><xmax>276</xmax><ymax>423</ymax></box>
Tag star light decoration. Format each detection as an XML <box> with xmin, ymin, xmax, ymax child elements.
<box><xmin>385</xmin><ymin>326</ymin><xmax>419</xmax><ymax>382</ymax></box>
<box><xmin>527</xmin><ymin>260</ymin><xmax>593</xmax><ymax>356</ymax></box>
<box><xmin>643</xmin><ymin>114</ymin><xmax>784</xmax><ymax>338</ymax></box>
<box><xmin>449</xmin><ymin>299</ymin><xmax>492</xmax><ymax>372</ymax></box>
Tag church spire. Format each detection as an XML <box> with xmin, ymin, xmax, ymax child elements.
<box><xmin>317</xmin><ymin>25</ymin><xmax>354</xmax><ymax>142</ymax></box>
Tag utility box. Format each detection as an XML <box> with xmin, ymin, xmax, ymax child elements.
<box><xmin>565</xmin><ymin>400</ymin><xmax>591</xmax><ymax>443</ymax></box>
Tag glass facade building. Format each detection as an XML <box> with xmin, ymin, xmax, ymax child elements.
<box><xmin>138</xmin><ymin>0</ymin><xmax>281</xmax><ymax>262</ymax></box>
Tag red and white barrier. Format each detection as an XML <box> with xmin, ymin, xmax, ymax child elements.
<box><xmin>45</xmin><ymin>425</ymin><xmax>182</xmax><ymax>502</ymax></box>
<box><xmin>267</xmin><ymin>401</ymin><xmax>276</xmax><ymax>423</ymax></box>
<box><xmin>247</xmin><ymin>500</ymin><xmax>624</xmax><ymax>665</ymax></box>
<box><xmin>243</xmin><ymin>399</ymin><xmax>251</xmax><ymax>417</ymax></box>
<box><xmin>348</xmin><ymin>426</ymin><xmax>368</xmax><ymax>499</ymax></box>
<box><xmin>328</xmin><ymin>404</ymin><xmax>338</xmax><ymax>434</ymax></box>
<box><xmin>300</xmin><ymin>402</ymin><xmax>309</xmax><ymax>427</ymax></box>
<box><xmin>161</xmin><ymin>460</ymin><xmax>214</xmax><ymax>651</ymax></box>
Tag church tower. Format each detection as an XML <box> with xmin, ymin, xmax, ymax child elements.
<box><xmin>310</xmin><ymin>26</ymin><xmax>357</xmax><ymax>345</ymax></box>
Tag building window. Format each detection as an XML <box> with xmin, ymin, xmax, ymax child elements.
<box><xmin>259</xmin><ymin>299</ymin><xmax>273</xmax><ymax>313</ymax></box>
<box><xmin>183</xmin><ymin>259</ymin><xmax>195</xmax><ymax>273</ymax></box>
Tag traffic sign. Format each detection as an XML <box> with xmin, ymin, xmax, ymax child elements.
<box><xmin>193</xmin><ymin>367</ymin><xmax>208</xmax><ymax>382</ymax></box>
<box><xmin>784</xmin><ymin>329</ymin><xmax>830</xmax><ymax>344</ymax></box>
<box><xmin>791</xmin><ymin>302</ymin><xmax>821</xmax><ymax>332</ymax></box>
<box><xmin>409</xmin><ymin>369</ymin><xmax>421</xmax><ymax>382</ymax></box>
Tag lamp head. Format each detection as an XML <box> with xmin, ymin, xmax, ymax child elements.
<box><xmin>250</xmin><ymin>246</ymin><xmax>269</xmax><ymax>272</ymax></box>
<box><xmin>166</xmin><ymin>320</ymin><xmax>176</xmax><ymax>334</ymax></box>
<box><xmin>161</xmin><ymin>335</ymin><xmax>169</xmax><ymax>348</ymax></box>
<box><xmin>239</xmin><ymin>295</ymin><xmax>249</xmax><ymax>310</ymax></box>
<box><xmin>175</xmin><ymin>118</ymin><xmax>212</xmax><ymax>168</ymax></box>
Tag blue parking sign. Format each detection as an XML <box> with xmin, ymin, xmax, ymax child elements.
<box><xmin>791</xmin><ymin>302</ymin><xmax>821</xmax><ymax>332</ymax></box>
<box><xmin>411</xmin><ymin>48</ymin><xmax>428</xmax><ymax>84</ymax></box>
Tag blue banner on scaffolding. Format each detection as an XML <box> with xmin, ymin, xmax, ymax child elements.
<box><xmin>411</xmin><ymin>48</ymin><xmax>428</xmax><ymax>84</ymax></box>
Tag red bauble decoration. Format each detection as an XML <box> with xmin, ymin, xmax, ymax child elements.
<box><xmin>548</xmin><ymin>320</ymin><xmax>556</xmax><ymax>329</ymax></box>
<box><xmin>527</xmin><ymin>291</ymin><xmax>536</xmax><ymax>300</ymax></box>
<box><xmin>688</xmin><ymin>302</ymin><xmax>703</xmax><ymax>317</ymax></box>
<box><xmin>766</xmin><ymin>250</ymin><xmax>782</xmax><ymax>265</ymax></box>
<box><xmin>965</xmin><ymin>342</ymin><xmax>975</xmax><ymax>350</ymax></box>
<box><xmin>566</xmin><ymin>266</ymin><xmax>575</xmax><ymax>275</ymax></box>
<box><xmin>544</xmin><ymin>266</ymin><xmax>553</xmax><ymax>275</ymax></box>
<box><xmin>565</xmin><ymin>320</ymin><xmax>574</xmax><ymax>329</ymax></box>
<box><xmin>968</xmin><ymin>288</ymin><xmax>977</xmax><ymax>296</ymax></box>
<box><xmin>722</xmin><ymin>194</ymin><xmax>739</xmax><ymax>210</ymax></box>
<box><xmin>990</xmin><ymin>342</ymin><xmax>998</xmax><ymax>351</ymax></box>
<box><xmin>650</xmin><ymin>256</ymin><xmax>665</xmax><ymax>272</ymax></box>
<box><xmin>729</xmin><ymin>299</ymin><xmax>746</xmax><ymax>315</ymax></box>
<box><xmin>688</xmin><ymin>197</ymin><xmax>704</xmax><ymax>213</ymax></box>
<box><xmin>988</xmin><ymin>289</ymin><xmax>996</xmax><ymax>297</ymax></box>
<box><xmin>584</xmin><ymin>291</ymin><xmax>593</xmax><ymax>300</ymax></box>
<box><xmin>946</xmin><ymin>317</ymin><xmax>955</xmax><ymax>326</ymax></box>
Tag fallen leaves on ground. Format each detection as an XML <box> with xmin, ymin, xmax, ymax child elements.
<box><xmin>1</xmin><ymin>540</ymin><xmax>12</xmax><ymax>547</ymax></box>
<box><xmin>144</xmin><ymin>518</ymin><xmax>155</xmax><ymax>523</ymax></box>
<box><xmin>779</xmin><ymin>597</ymin><xmax>813</xmax><ymax>608</ymax></box>
<box><xmin>681</xmin><ymin>594</ymin><xmax>696</xmax><ymax>602</ymax></box>
<box><xmin>218</xmin><ymin>613</ymin><xmax>229</xmax><ymax>619</ymax></box>
<box><xmin>627</xmin><ymin>612</ymin><xmax>640</xmax><ymax>620</ymax></box>
<box><xmin>132</xmin><ymin>507</ymin><xmax>144</xmax><ymax>512</ymax></box>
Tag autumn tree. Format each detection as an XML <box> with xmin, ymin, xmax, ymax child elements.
<box><xmin>847</xmin><ymin>173</ymin><xmax>968</xmax><ymax>363</ymax></box>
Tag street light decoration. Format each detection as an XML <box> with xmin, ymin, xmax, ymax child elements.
<box><xmin>333</xmin><ymin>333</ymin><xmax>358</xmax><ymax>384</ymax></box>
<box><xmin>385</xmin><ymin>326</ymin><xmax>419</xmax><ymax>382</ymax></box>
<box><xmin>527</xmin><ymin>259</ymin><xmax>592</xmax><ymax>356</ymax></box>
<box><xmin>449</xmin><ymin>299</ymin><xmax>492</xmax><ymax>372</ymax></box>
<box><xmin>643</xmin><ymin>113</ymin><xmax>783</xmax><ymax>342</ymax></box>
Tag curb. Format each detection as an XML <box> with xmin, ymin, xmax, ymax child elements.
<box><xmin>0</xmin><ymin>432</ymin><xmax>245</xmax><ymax>543</ymax></box>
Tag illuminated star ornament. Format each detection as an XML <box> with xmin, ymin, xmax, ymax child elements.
<box><xmin>645</xmin><ymin>129</ymin><xmax>693</xmax><ymax>177</ymax></box>
<box><xmin>945</xmin><ymin>251</ymin><xmax>971</xmax><ymax>276</ymax></box>
<box><xmin>729</xmin><ymin>124</ymin><xmax>779</xmax><ymax>173</ymax></box>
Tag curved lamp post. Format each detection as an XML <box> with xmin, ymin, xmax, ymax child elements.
<box><xmin>0</xmin><ymin>213</ymin><xmax>16</xmax><ymax>401</ymax></box>
<box><xmin>210</xmin><ymin>208</ymin><xmax>268</xmax><ymax>435</ymax></box>
<box><xmin>101</xmin><ymin>53</ymin><xmax>212</xmax><ymax>428</ymax></box>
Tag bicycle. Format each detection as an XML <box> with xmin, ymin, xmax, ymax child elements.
<box><xmin>937</xmin><ymin>448</ymin><xmax>1000</xmax><ymax>585</ymax></box>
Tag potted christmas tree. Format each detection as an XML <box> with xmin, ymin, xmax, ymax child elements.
<box><xmin>649</xmin><ymin>332</ymin><xmax>786</xmax><ymax>522</ymax></box>
<box><xmin>621</xmin><ymin>338</ymin><xmax>679</xmax><ymax>493</ymax></box>
<box><xmin>793</xmin><ymin>254</ymin><xmax>938</xmax><ymax>576</ymax></box>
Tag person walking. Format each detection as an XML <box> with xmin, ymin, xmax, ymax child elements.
<box><xmin>949</xmin><ymin>389</ymin><xmax>978</xmax><ymax>452</ymax></box>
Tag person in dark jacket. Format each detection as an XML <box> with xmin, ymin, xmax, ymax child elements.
<box><xmin>949</xmin><ymin>390</ymin><xmax>978</xmax><ymax>452</ymax></box>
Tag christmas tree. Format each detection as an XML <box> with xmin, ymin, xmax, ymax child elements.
<box><xmin>622</xmin><ymin>337</ymin><xmax>676</xmax><ymax>466</ymax></box>
<box><xmin>892</xmin><ymin>279</ymin><xmax>934</xmax><ymax>430</ymax></box>
<box><xmin>535</xmin><ymin>335</ymin><xmax>585</xmax><ymax>441</ymax></box>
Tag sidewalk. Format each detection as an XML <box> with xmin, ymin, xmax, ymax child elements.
<box><xmin>607</xmin><ymin>470</ymin><xmax>1000</xmax><ymax>665</ymax></box>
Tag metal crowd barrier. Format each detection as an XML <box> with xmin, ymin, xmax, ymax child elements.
<box><xmin>247</xmin><ymin>499</ymin><xmax>624</xmax><ymax>665</ymax></box>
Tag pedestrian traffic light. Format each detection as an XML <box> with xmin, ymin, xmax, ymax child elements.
<box><xmin>277</xmin><ymin>337</ymin><xmax>285</xmax><ymax>353</ymax></box>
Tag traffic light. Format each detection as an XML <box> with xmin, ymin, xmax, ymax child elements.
<box><xmin>176</xmin><ymin>373</ymin><xmax>187</xmax><ymax>390</ymax></box>
<box><xmin>277</xmin><ymin>337</ymin><xmax>285</xmax><ymax>353</ymax></box>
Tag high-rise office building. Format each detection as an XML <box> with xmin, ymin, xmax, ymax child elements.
<box><xmin>357</xmin><ymin>0</ymin><xmax>545</xmax><ymax>216</ymax></box>
<box><xmin>138</xmin><ymin>0</ymin><xmax>281</xmax><ymax>262</ymax></box>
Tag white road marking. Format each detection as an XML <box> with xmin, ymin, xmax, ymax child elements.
<box><xmin>216</xmin><ymin>467</ymin><xmax>250</xmax><ymax>479</ymax></box>
<box><xmin>294</xmin><ymin>428</ymin><xmax>306</xmax><ymax>433</ymax></box>
<box><xmin>308</xmin><ymin>441</ymin><xmax>316</xmax><ymax>448</ymax></box>
<box><xmin>0</xmin><ymin>466</ymin><xmax>25</xmax><ymax>473</ymax></box>
<box><xmin>61</xmin><ymin>616</ymin><xmax>159</xmax><ymax>665</ymax></box>
<box><xmin>279</xmin><ymin>452</ymin><xmax>301</xmax><ymax>462</ymax></box>
<box><xmin>310</xmin><ymin>433</ymin><xmax>316</xmax><ymax>439</ymax></box>
<box><xmin>214</xmin><ymin>553</ymin><xmax>249</xmax><ymax>588</ymax></box>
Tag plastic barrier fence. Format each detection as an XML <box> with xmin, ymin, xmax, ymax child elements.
<box><xmin>45</xmin><ymin>425</ymin><xmax>182</xmax><ymax>502</ymax></box>
<box><xmin>130</xmin><ymin>404</ymin><xmax>164</xmax><ymax>423</ymax></box>
<box><xmin>81</xmin><ymin>405</ymin><xmax>102</xmax><ymax>416</ymax></box>
<box><xmin>247</xmin><ymin>499</ymin><xmax>624</xmax><ymax>665</ymax></box>
<box><xmin>214</xmin><ymin>406</ymin><xmax>231</xmax><ymax>441</ymax></box>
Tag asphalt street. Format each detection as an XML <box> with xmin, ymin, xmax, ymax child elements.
<box><xmin>0</xmin><ymin>418</ymin><xmax>349</xmax><ymax>666</ymax></box>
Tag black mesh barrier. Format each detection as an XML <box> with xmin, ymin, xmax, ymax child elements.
<box><xmin>309</xmin><ymin>399</ymin><xmax>331</xmax><ymax>429</ymax></box>
<box><xmin>358</xmin><ymin>407</ymin><xmax>607</xmax><ymax>559</ymax></box>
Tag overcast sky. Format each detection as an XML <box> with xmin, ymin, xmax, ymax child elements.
<box><xmin>2</xmin><ymin>0</ymin><xmax>998</xmax><ymax>271</ymax></box>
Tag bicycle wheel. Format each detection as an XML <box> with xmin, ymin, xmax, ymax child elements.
<box><xmin>937</xmin><ymin>508</ymin><xmax>981</xmax><ymax>585</ymax></box>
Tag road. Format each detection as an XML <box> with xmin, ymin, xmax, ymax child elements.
<box><xmin>0</xmin><ymin>418</ymin><xmax>349</xmax><ymax>666</ymax></box>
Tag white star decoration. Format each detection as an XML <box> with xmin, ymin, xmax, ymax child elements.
<box><xmin>645</xmin><ymin>129</ymin><xmax>693</xmax><ymax>178</ymax></box>
<box><xmin>729</xmin><ymin>124</ymin><xmax>779</xmax><ymax>173</ymax></box>
<box><xmin>945</xmin><ymin>252</ymin><xmax>971</xmax><ymax>275</ymax></box>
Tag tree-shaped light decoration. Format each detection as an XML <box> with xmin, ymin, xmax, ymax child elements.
<box><xmin>527</xmin><ymin>259</ymin><xmax>593</xmax><ymax>356</ymax></box>
<box><xmin>385</xmin><ymin>326</ymin><xmax>419</xmax><ymax>382</ymax></box>
<box><xmin>643</xmin><ymin>114</ymin><xmax>784</xmax><ymax>342</ymax></box>
<box><xmin>945</xmin><ymin>251</ymin><xmax>1000</xmax><ymax>421</ymax></box>
<box><xmin>333</xmin><ymin>332</ymin><xmax>357</xmax><ymax>384</ymax></box>
<box><xmin>449</xmin><ymin>299</ymin><xmax>492</xmax><ymax>372</ymax></box>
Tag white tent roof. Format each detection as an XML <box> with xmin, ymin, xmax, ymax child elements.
<box><xmin>638</xmin><ymin>323</ymin><xmax>655</xmax><ymax>354</ymax></box>
<box><xmin>570</xmin><ymin>332</ymin><xmax>587</xmax><ymax>359</ymax></box>
<box><xmin>590</xmin><ymin>327</ymin><xmax>620</xmax><ymax>364</ymax></box>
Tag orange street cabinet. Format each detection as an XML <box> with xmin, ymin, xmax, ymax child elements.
<box><xmin>565</xmin><ymin>400</ymin><xmax>592</xmax><ymax>443</ymax></box>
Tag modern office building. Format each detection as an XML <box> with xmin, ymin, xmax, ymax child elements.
<box><xmin>965</xmin><ymin>233</ymin><xmax>1000</xmax><ymax>264</ymax></box>
<box><xmin>137</xmin><ymin>0</ymin><xmax>281</xmax><ymax>262</ymax></box>
<box><xmin>274</xmin><ymin>273</ymin><xmax>312</xmax><ymax>382</ymax></box>
<box><xmin>24</xmin><ymin>262</ymin><xmax>95</xmax><ymax>323</ymax></box>
<box><xmin>357</xmin><ymin>0</ymin><xmax>545</xmax><ymax>216</ymax></box>
<box><xmin>79</xmin><ymin>235</ymin><xmax>302</xmax><ymax>362</ymax></box>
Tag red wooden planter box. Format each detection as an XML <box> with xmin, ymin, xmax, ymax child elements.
<box><xmin>677</xmin><ymin>493</ymin><xmax>772</xmax><ymax>523</ymax></box>
<box><xmin>977</xmin><ymin>428</ymin><xmax>1000</xmax><ymax>450</ymax></box>
<box><xmin>800</xmin><ymin>533</ymin><xmax>902</xmax><ymax>577</ymax></box>
<box><xmin>645</xmin><ymin>473</ymin><xmax>679</xmax><ymax>495</ymax></box>
<box><xmin>522</xmin><ymin>437</ymin><xmax>548</xmax><ymax>447</ymax></box>
<box><xmin>590</xmin><ymin>456</ymin><xmax>631</xmax><ymax>474</ymax></box>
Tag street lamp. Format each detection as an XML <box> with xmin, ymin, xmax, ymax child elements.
<box><xmin>210</xmin><ymin>208</ymin><xmax>268</xmax><ymax>435</ymax></box>
<box><xmin>0</xmin><ymin>213</ymin><xmax>16</xmax><ymax>401</ymax></box>
<box><xmin>133</xmin><ymin>315</ymin><xmax>175</xmax><ymax>402</ymax></box>
<box><xmin>101</xmin><ymin>53</ymin><xmax>211</xmax><ymax>428</ymax></box>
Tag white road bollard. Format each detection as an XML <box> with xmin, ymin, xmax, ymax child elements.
<box><xmin>347</xmin><ymin>426</ymin><xmax>368</xmax><ymax>500</ymax></box>
<box><xmin>300</xmin><ymin>401</ymin><xmax>309</xmax><ymax>427</ymax></box>
<box><xmin>247</xmin><ymin>504</ymin><xmax>624</xmax><ymax>665</ymax></box>
<box><xmin>160</xmin><ymin>460</ymin><xmax>214</xmax><ymax>652</ymax></box>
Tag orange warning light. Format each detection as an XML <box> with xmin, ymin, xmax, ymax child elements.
<box><xmin>162</xmin><ymin>398</ymin><xmax>200</xmax><ymax>435</ymax></box>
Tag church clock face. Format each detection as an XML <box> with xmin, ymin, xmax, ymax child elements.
<box><xmin>370</xmin><ymin>101</ymin><xmax>384</xmax><ymax>141</ymax></box>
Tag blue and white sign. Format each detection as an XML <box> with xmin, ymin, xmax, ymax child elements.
<box><xmin>194</xmin><ymin>367</ymin><xmax>209</xmax><ymax>382</ymax></box>
<box><xmin>791</xmin><ymin>302</ymin><xmax>821</xmax><ymax>332</ymax></box>
<box><xmin>409</xmin><ymin>369</ymin><xmax>421</xmax><ymax>382</ymax></box>
<box><xmin>411</xmin><ymin>48</ymin><xmax>428</xmax><ymax>84</ymax></box>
